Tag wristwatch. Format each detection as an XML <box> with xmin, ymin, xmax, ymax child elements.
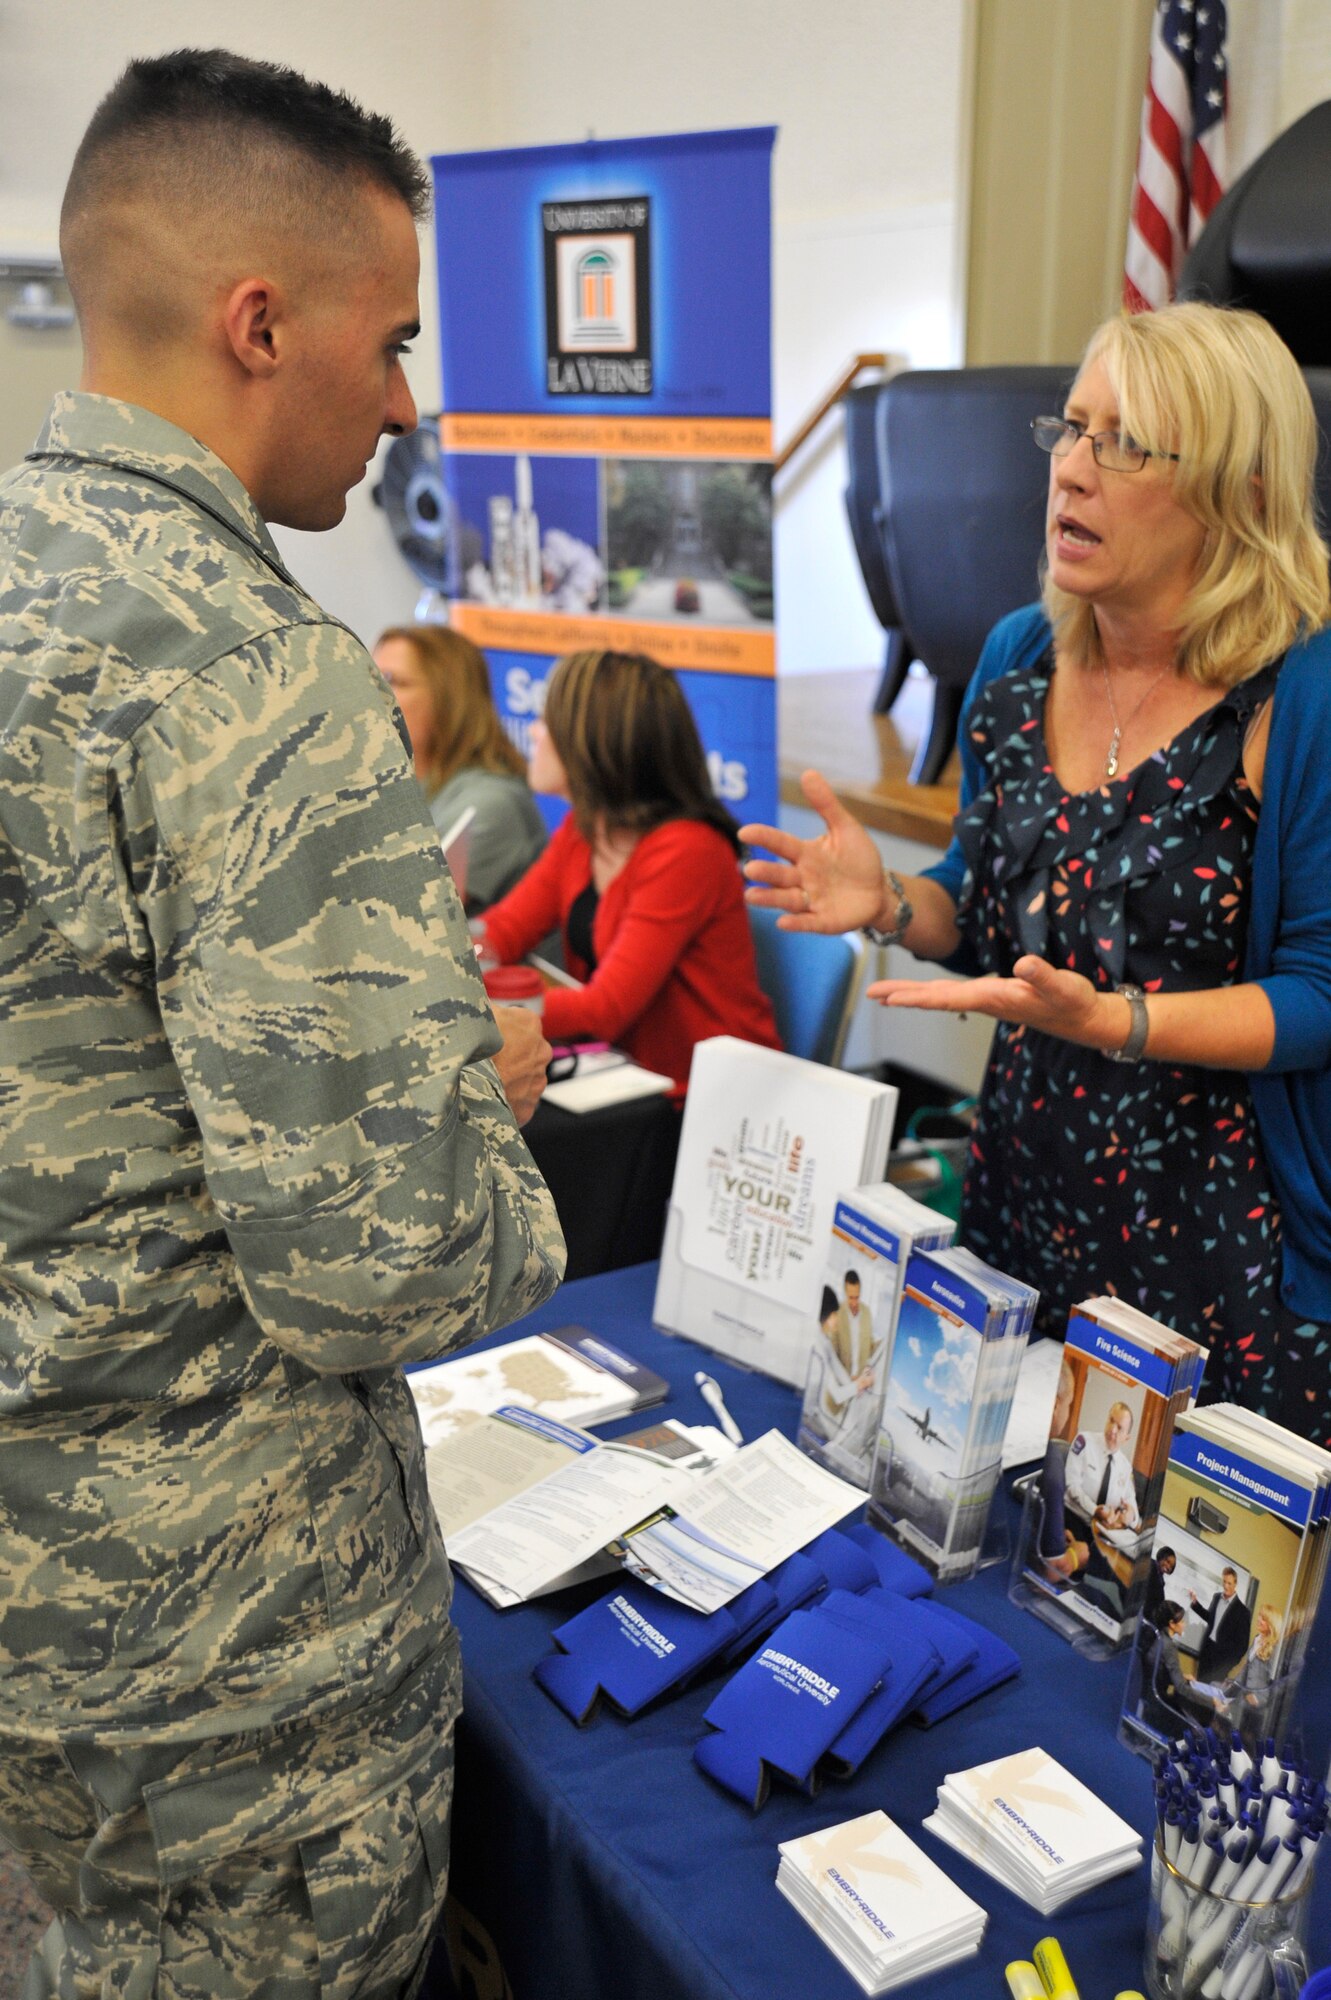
<box><xmin>1104</xmin><ymin>982</ymin><xmax>1150</xmax><ymax>1063</ymax></box>
<box><xmin>862</xmin><ymin>870</ymin><xmax>913</xmax><ymax>949</ymax></box>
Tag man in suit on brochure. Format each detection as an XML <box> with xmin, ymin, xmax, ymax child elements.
<box><xmin>1064</xmin><ymin>1398</ymin><xmax>1142</xmax><ymax>1532</ymax></box>
<box><xmin>1191</xmin><ymin>1566</ymin><xmax>1253</xmax><ymax>1681</ymax></box>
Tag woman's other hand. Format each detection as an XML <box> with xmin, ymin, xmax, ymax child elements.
<box><xmin>868</xmin><ymin>953</ymin><xmax>1123</xmax><ymax>1050</ymax></box>
<box><xmin>740</xmin><ymin>769</ymin><xmax>888</xmax><ymax>934</ymax></box>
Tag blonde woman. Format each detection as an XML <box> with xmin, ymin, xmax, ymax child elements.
<box><xmin>374</xmin><ymin>624</ymin><xmax>546</xmax><ymax>910</ymax></box>
<box><xmin>742</xmin><ymin>304</ymin><xmax>1331</xmax><ymax>1439</ymax></box>
<box><xmin>1225</xmin><ymin>1602</ymin><xmax>1283</xmax><ymax>1709</ymax></box>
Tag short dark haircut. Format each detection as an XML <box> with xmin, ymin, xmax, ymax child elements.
<box><xmin>844</xmin><ymin>1271</ymin><xmax>861</xmax><ymax>1288</ymax></box>
<box><xmin>67</xmin><ymin>48</ymin><xmax>430</xmax><ymax>219</ymax></box>
<box><xmin>1156</xmin><ymin>1546</ymin><xmax>1176</xmax><ymax>1566</ymax></box>
<box><xmin>61</xmin><ymin>49</ymin><xmax>429</xmax><ymax>321</ymax></box>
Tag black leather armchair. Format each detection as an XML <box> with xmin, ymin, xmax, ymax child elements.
<box><xmin>873</xmin><ymin>365</ymin><xmax>1072</xmax><ymax>785</ymax></box>
<box><xmin>1178</xmin><ymin>100</ymin><xmax>1331</xmax><ymax>367</ymax></box>
<box><xmin>842</xmin><ymin>381</ymin><xmax>913</xmax><ymax>716</ymax></box>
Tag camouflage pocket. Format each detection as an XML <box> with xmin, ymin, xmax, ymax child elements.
<box><xmin>297</xmin><ymin>1725</ymin><xmax>453</xmax><ymax>2000</ymax></box>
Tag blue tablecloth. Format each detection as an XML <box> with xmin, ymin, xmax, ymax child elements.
<box><xmin>434</xmin><ymin>1262</ymin><xmax>1331</xmax><ymax>2000</ymax></box>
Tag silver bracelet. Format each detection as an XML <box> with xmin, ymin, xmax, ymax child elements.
<box><xmin>1104</xmin><ymin>982</ymin><xmax>1150</xmax><ymax>1063</ymax></box>
<box><xmin>863</xmin><ymin>870</ymin><xmax>913</xmax><ymax>949</ymax></box>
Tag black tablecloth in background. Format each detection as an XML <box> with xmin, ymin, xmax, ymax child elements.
<box><xmin>521</xmin><ymin>1093</ymin><xmax>680</xmax><ymax>1282</ymax></box>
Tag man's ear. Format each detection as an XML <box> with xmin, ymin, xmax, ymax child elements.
<box><xmin>223</xmin><ymin>277</ymin><xmax>281</xmax><ymax>378</ymax></box>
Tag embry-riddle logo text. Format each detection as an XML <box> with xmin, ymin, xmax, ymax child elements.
<box><xmin>543</xmin><ymin>197</ymin><xmax>652</xmax><ymax>396</ymax></box>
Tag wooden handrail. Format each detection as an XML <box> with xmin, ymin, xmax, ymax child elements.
<box><xmin>773</xmin><ymin>351</ymin><xmax>904</xmax><ymax>473</ymax></box>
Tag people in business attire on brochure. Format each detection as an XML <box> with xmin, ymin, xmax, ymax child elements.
<box><xmin>1064</xmin><ymin>1399</ymin><xmax>1142</xmax><ymax>1533</ymax></box>
<box><xmin>1191</xmin><ymin>1565</ymin><xmax>1254</xmax><ymax>1682</ymax></box>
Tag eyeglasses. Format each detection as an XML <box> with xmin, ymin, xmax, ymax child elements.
<box><xmin>1030</xmin><ymin>416</ymin><xmax>1180</xmax><ymax>475</ymax></box>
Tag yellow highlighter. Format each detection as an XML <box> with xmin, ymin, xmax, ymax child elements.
<box><xmin>1005</xmin><ymin>1963</ymin><xmax>1045</xmax><ymax>2000</ymax></box>
<box><xmin>1112</xmin><ymin>1993</ymin><xmax>1147</xmax><ymax>1999</ymax></box>
<box><xmin>1032</xmin><ymin>1935</ymin><xmax>1081</xmax><ymax>2000</ymax></box>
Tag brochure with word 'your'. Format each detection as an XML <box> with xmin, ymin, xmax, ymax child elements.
<box><xmin>653</xmin><ymin>1038</ymin><xmax>896</xmax><ymax>1387</ymax></box>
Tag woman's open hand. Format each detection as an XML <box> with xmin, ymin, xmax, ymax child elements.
<box><xmin>867</xmin><ymin>953</ymin><xmax>1123</xmax><ymax>1050</ymax></box>
<box><xmin>740</xmin><ymin>769</ymin><xmax>888</xmax><ymax>934</ymax></box>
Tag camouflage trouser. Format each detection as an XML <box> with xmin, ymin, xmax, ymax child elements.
<box><xmin>0</xmin><ymin>1633</ymin><xmax>459</xmax><ymax>1999</ymax></box>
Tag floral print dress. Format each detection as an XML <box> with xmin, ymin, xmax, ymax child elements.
<box><xmin>954</xmin><ymin>650</ymin><xmax>1330</xmax><ymax>1444</ymax></box>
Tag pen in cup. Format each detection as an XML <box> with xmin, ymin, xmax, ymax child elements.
<box><xmin>693</xmin><ymin>1370</ymin><xmax>743</xmax><ymax>1445</ymax></box>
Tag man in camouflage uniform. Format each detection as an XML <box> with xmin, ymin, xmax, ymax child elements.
<box><xmin>0</xmin><ymin>50</ymin><xmax>564</xmax><ymax>1998</ymax></box>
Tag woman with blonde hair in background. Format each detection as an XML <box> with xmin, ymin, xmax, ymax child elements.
<box><xmin>742</xmin><ymin>303</ymin><xmax>1331</xmax><ymax>1440</ymax></box>
<box><xmin>374</xmin><ymin>623</ymin><xmax>546</xmax><ymax>910</ymax></box>
<box><xmin>478</xmin><ymin>648</ymin><xmax>780</xmax><ymax>1096</ymax></box>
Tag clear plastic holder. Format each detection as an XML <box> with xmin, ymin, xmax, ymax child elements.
<box><xmin>1008</xmin><ymin>1466</ymin><xmax>1142</xmax><ymax>1662</ymax></box>
<box><xmin>865</xmin><ymin>1465</ymin><xmax>1010</xmax><ymax>1585</ymax></box>
<box><xmin>1145</xmin><ymin>1833</ymin><xmax>1311</xmax><ymax>2000</ymax></box>
<box><xmin>1120</xmin><ymin>1636</ymin><xmax>1306</xmax><ymax>1767</ymax></box>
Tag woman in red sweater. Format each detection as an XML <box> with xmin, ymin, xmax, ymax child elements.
<box><xmin>478</xmin><ymin>649</ymin><xmax>780</xmax><ymax>1095</ymax></box>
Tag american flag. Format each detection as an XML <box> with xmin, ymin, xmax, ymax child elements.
<box><xmin>1124</xmin><ymin>0</ymin><xmax>1228</xmax><ymax>313</ymax></box>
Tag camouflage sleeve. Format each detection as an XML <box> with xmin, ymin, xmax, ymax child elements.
<box><xmin>109</xmin><ymin>617</ymin><xmax>565</xmax><ymax>1373</ymax></box>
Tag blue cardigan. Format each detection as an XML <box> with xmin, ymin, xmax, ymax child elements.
<box><xmin>923</xmin><ymin>604</ymin><xmax>1331</xmax><ymax>1321</ymax></box>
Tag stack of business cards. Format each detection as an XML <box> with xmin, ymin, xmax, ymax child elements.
<box><xmin>777</xmin><ymin>1809</ymin><xmax>985</xmax><ymax>1993</ymax></box>
<box><xmin>924</xmin><ymin>1746</ymin><xmax>1142</xmax><ymax>1913</ymax></box>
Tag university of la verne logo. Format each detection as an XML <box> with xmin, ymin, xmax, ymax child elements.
<box><xmin>543</xmin><ymin>197</ymin><xmax>653</xmax><ymax>396</ymax></box>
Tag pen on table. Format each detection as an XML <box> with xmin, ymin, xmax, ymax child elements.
<box><xmin>693</xmin><ymin>1370</ymin><xmax>743</xmax><ymax>1445</ymax></box>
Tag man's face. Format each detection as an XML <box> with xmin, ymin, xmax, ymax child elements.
<box><xmin>1222</xmin><ymin>1571</ymin><xmax>1237</xmax><ymax>1599</ymax></box>
<box><xmin>1103</xmin><ymin>1406</ymin><xmax>1132</xmax><ymax>1454</ymax></box>
<box><xmin>265</xmin><ymin>186</ymin><xmax>420</xmax><ymax>530</ymax></box>
<box><xmin>845</xmin><ymin>1282</ymin><xmax>861</xmax><ymax>1315</ymax></box>
<box><xmin>1160</xmin><ymin>1554</ymin><xmax>1176</xmax><ymax>1577</ymax></box>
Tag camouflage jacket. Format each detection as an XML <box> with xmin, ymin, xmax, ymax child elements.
<box><xmin>0</xmin><ymin>394</ymin><xmax>564</xmax><ymax>1742</ymax></box>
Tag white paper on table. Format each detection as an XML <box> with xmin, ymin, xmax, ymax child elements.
<box><xmin>938</xmin><ymin>1747</ymin><xmax>1141</xmax><ymax>1881</ymax></box>
<box><xmin>409</xmin><ymin>1332</ymin><xmax>638</xmax><ymax>1448</ymax></box>
<box><xmin>619</xmin><ymin>1429</ymin><xmax>863</xmax><ymax>1613</ymax></box>
<box><xmin>778</xmin><ymin>1810</ymin><xmax>986</xmax><ymax>1966</ymax></box>
<box><xmin>1001</xmin><ymin>1337</ymin><xmax>1068</xmax><ymax>1468</ymax></box>
<box><xmin>425</xmin><ymin>1407</ymin><xmax>587</xmax><ymax>1541</ymax></box>
<box><xmin>543</xmin><ymin>1061</ymin><xmax>674</xmax><ymax>1113</ymax></box>
<box><xmin>437</xmin><ymin>805</ymin><xmax>475</xmax><ymax>903</ymax></box>
<box><xmin>446</xmin><ymin>1439</ymin><xmax>695</xmax><ymax>1605</ymax></box>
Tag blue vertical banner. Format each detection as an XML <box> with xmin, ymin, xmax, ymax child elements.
<box><xmin>431</xmin><ymin>126</ymin><xmax>777</xmax><ymax>827</ymax></box>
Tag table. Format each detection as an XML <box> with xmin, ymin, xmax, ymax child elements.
<box><xmin>429</xmin><ymin>1263</ymin><xmax>1331</xmax><ymax>2000</ymax></box>
<box><xmin>521</xmin><ymin>1093</ymin><xmax>680</xmax><ymax>1282</ymax></box>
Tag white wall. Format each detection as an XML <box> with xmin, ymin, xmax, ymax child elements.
<box><xmin>0</xmin><ymin>0</ymin><xmax>478</xmax><ymax>643</ymax></box>
<box><xmin>1228</xmin><ymin>0</ymin><xmax>1331</xmax><ymax>175</ymax></box>
<box><xmin>0</xmin><ymin>0</ymin><xmax>972</xmax><ymax>667</ymax></box>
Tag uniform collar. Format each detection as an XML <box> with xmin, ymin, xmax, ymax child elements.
<box><xmin>29</xmin><ymin>391</ymin><xmax>299</xmax><ymax>588</ymax></box>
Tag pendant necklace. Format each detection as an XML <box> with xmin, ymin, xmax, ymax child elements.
<box><xmin>1100</xmin><ymin>657</ymin><xmax>1174</xmax><ymax>779</ymax></box>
